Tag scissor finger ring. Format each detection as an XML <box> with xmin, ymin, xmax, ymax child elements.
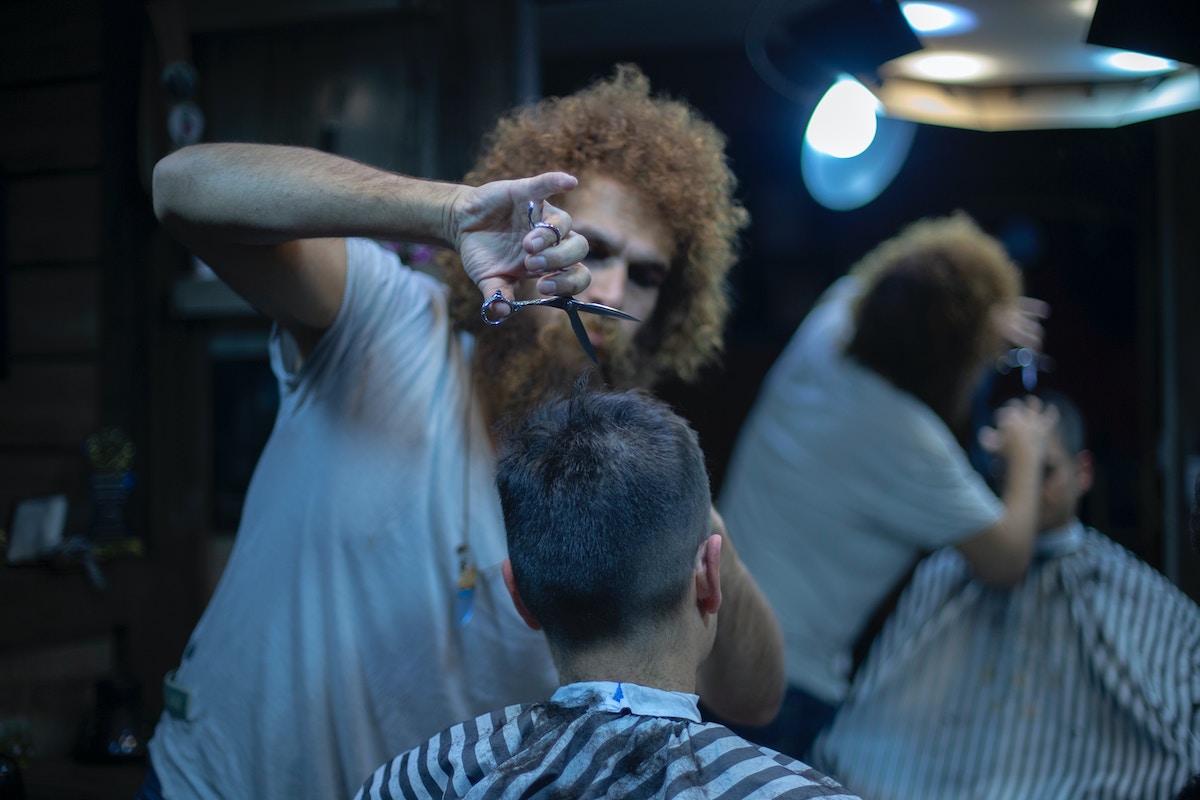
<box><xmin>526</xmin><ymin>200</ymin><xmax>562</xmax><ymax>246</ymax></box>
<box><xmin>482</xmin><ymin>290</ymin><xmax>552</xmax><ymax>325</ymax></box>
<box><xmin>532</xmin><ymin>221</ymin><xmax>562</xmax><ymax>246</ymax></box>
<box><xmin>481</xmin><ymin>291</ymin><xmax>512</xmax><ymax>325</ymax></box>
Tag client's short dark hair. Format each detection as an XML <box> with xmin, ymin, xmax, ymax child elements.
<box><xmin>1036</xmin><ymin>389</ymin><xmax>1086</xmax><ymax>455</ymax></box>
<box><xmin>496</xmin><ymin>386</ymin><xmax>712</xmax><ymax>651</ymax></box>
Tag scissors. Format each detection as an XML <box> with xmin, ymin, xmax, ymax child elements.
<box><xmin>996</xmin><ymin>346</ymin><xmax>1054</xmax><ymax>391</ymax></box>
<box><xmin>479</xmin><ymin>201</ymin><xmax>639</xmax><ymax>365</ymax></box>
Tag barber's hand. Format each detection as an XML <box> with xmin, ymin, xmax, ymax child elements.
<box><xmin>449</xmin><ymin>172</ymin><xmax>591</xmax><ymax>319</ymax></box>
<box><xmin>978</xmin><ymin>394</ymin><xmax>1059</xmax><ymax>465</ymax></box>
<box><xmin>992</xmin><ymin>296</ymin><xmax>1050</xmax><ymax>352</ymax></box>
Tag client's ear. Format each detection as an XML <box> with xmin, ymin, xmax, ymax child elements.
<box><xmin>1077</xmin><ymin>449</ymin><xmax>1095</xmax><ymax>495</ymax></box>
<box><xmin>695</xmin><ymin>535</ymin><xmax>723</xmax><ymax>616</ymax></box>
<box><xmin>502</xmin><ymin>558</ymin><xmax>542</xmax><ymax>631</ymax></box>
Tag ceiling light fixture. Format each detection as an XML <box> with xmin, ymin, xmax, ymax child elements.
<box><xmin>801</xmin><ymin>110</ymin><xmax>917</xmax><ymax>211</ymax></box>
<box><xmin>902</xmin><ymin>51</ymin><xmax>994</xmax><ymax>82</ymax></box>
<box><xmin>1070</xmin><ymin>0</ymin><xmax>1098</xmax><ymax>18</ymax></box>
<box><xmin>899</xmin><ymin>2</ymin><xmax>976</xmax><ymax>36</ymax></box>
<box><xmin>804</xmin><ymin>76</ymin><xmax>881</xmax><ymax>158</ymax></box>
<box><xmin>1102</xmin><ymin>51</ymin><xmax>1177</xmax><ymax>74</ymax></box>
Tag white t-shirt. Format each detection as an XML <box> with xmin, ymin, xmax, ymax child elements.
<box><xmin>717</xmin><ymin>275</ymin><xmax>1002</xmax><ymax>705</ymax></box>
<box><xmin>147</xmin><ymin>238</ymin><xmax>558</xmax><ymax>798</ymax></box>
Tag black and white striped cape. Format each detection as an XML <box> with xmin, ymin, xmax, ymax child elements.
<box><xmin>812</xmin><ymin>522</ymin><xmax>1200</xmax><ymax>799</ymax></box>
<box><xmin>355</xmin><ymin>682</ymin><xmax>861</xmax><ymax>800</ymax></box>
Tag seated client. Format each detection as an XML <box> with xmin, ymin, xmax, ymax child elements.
<box><xmin>355</xmin><ymin>385</ymin><xmax>861</xmax><ymax>799</ymax></box>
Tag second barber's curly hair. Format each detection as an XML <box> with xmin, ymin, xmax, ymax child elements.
<box><xmin>845</xmin><ymin>211</ymin><xmax>1021</xmax><ymax>424</ymax></box>
<box><xmin>442</xmin><ymin>63</ymin><xmax>749</xmax><ymax>384</ymax></box>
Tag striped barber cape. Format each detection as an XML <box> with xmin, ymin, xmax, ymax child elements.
<box><xmin>811</xmin><ymin>521</ymin><xmax>1200</xmax><ymax>799</ymax></box>
<box><xmin>355</xmin><ymin>681</ymin><xmax>860</xmax><ymax>800</ymax></box>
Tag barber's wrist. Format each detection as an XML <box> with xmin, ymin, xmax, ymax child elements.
<box><xmin>1002</xmin><ymin>436</ymin><xmax>1040</xmax><ymax>468</ymax></box>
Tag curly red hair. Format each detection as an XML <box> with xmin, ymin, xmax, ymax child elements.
<box><xmin>846</xmin><ymin>211</ymin><xmax>1022</xmax><ymax>423</ymax></box>
<box><xmin>441</xmin><ymin>64</ymin><xmax>749</xmax><ymax>385</ymax></box>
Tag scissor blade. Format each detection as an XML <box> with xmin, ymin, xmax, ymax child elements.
<box><xmin>566</xmin><ymin>306</ymin><xmax>599</xmax><ymax>364</ymax></box>
<box><xmin>569</xmin><ymin>300</ymin><xmax>639</xmax><ymax>322</ymax></box>
<box><xmin>520</xmin><ymin>295</ymin><xmax>571</xmax><ymax>310</ymax></box>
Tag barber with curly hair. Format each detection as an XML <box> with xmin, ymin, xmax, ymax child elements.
<box><xmin>141</xmin><ymin>65</ymin><xmax>782</xmax><ymax>798</ymax></box>
<box><xmin>718</xmin><ymin>212</ymin><xmax>1060</xmax><ymax>760</ymax></box>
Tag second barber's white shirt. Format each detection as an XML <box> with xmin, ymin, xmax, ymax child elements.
<box><xmin>718</xmin><ymin>275</ymin><xmax>1002</xmax><ymax>704</ymax></box>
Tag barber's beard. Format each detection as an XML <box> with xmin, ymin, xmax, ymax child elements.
<box><xmin>472</xmin><ymin>308</ymin><xmax>647</xmax><ymax>430</ymax></box>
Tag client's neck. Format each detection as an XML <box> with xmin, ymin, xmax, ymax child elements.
<box><xmin>553</xmin><ymin>626</ymin><xmax>704</xmax><ymax>695</ymax></box>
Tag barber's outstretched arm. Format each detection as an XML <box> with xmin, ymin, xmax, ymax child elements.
<box><xmin>696</xmin><ymin>508</ymin><xmax>786</xmax><ymax>727</ymax></box>
<box><xmin>956</xmin><ymin>396</ymin><xmax>1058</xmax><ymax>587</ymax></box>
<box><xmin>152</xmin><ymin>143</ymin><xmax>589</xmax><ymax>355</ymax></box>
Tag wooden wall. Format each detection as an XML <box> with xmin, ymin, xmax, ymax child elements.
<box><xmin>1159</xmin><ymin>110</ymin><xmax>1200</xmax><ymax>598</ymax></box>
<box><xmin>0</xmin><ymin>0</ymin><xmax>519</xmax><ymax>793</ymax></box>
<box><xmin>0</xmin><ymin>2</ymin><xmax>198</xmax><ymax>793</ymax></box>
<box><xmin>0</xmin><ymin>1</ymin><xmax>104</xmax><ymax>550</ymax></box>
